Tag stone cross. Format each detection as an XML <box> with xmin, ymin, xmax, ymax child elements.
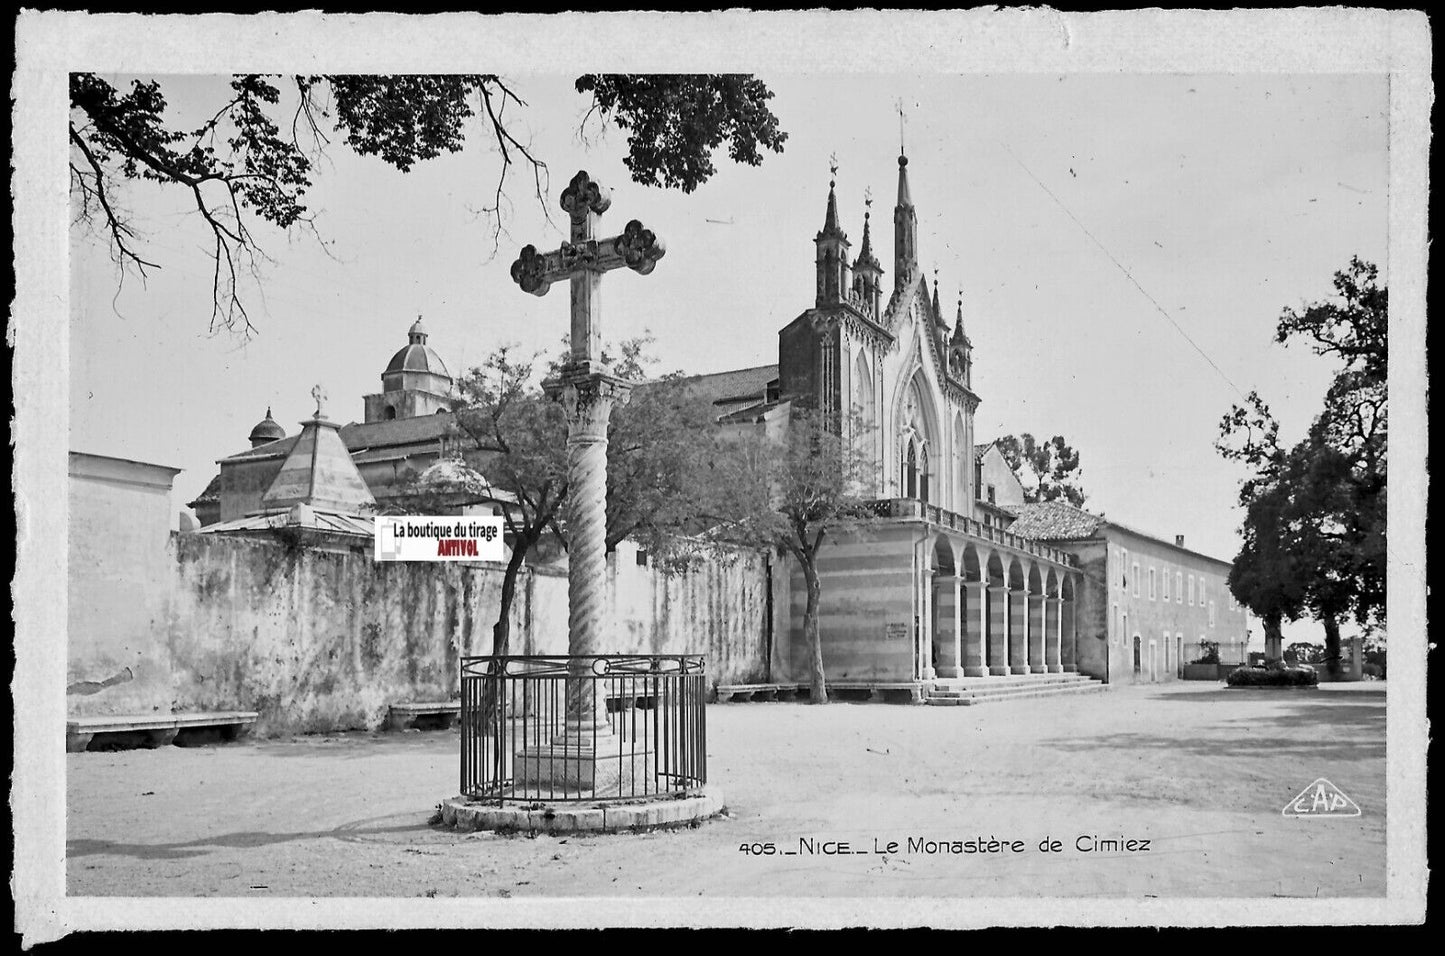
<box><xmin>511</xmin><ymin>170</ymin><xmax>666</xmax><ymax>374</ymax></box>
<box><xmin>510</xmin><ymin>170</ymin><xmax>665</xmax><ymax>740</ymax></box>
<box><xmin>311</xmin><ymin>384</ymin><xmax>327</xmax><ymax>419</ymax></box>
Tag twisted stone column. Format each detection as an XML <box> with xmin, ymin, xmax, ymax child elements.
<box><xmin>551</xmin><ymin>369</ymin><xmax>631</xmax><ymax>737</ymax></box>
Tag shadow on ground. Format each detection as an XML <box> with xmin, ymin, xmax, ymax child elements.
<box><xmin>1043</xmin><ymin>688</ymin><xmax>1386</xmax><ymax>761</ymax></box>
<box><xmin>68</xmin><ymin>812</ymin><xmax>438</xmax><ymax>861</ymax></box>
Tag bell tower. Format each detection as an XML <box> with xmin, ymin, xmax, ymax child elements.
<box><xmin>814</xmin><ymin>158</ymin><xmax>851</xmax><ymax>308</ymax></box>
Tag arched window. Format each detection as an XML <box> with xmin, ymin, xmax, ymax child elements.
<box><xmin>899</xmin><ymin>372</ymin><xmax>936</xmax><ymax>504</ymax></box>
<box><xmin>904</xmin><ymin>436</ymin><xmax>919</xmax><ymax>499</ymax></box>
<box><xmin>384</xmin><ymin>406</ymin><xmax>397</xmax><ymax>420</ymax></box>
<box><xmin>919</xmin><ymin>444</ymin><xmax>930</xmax><ymax>503</ymax></box>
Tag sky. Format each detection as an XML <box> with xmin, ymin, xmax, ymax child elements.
<box><xmin>69</xmin><ymin>70</ymin><xmax>1390</xmax><ymax>646</ymax></box>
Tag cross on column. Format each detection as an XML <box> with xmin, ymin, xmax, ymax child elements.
<box><xmin>511</xmin><ymin>170</ymin><xmax>666</xmax><ymax>375</ymax></box>
<box><xmin>510</xmin><ymin>170</ymin><xmax>666</xmax><ymax>742</ymax></box>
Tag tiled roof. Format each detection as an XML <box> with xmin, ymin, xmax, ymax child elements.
<box><xmin>716</xmin><ymin>399</ymin><xmax>785</xmax><ymax>425</ymax></box>
<box><xmin>196</xmin><ymin>507</ymin><xmax>375</xmax><ymax>538</ymax></box>
<box><xmin>1007</xmin><ymin>500</ymin><xmax>1105</xmax><ymax>541</ymax></box>
<box><xmin>187</xmin><ymin>472</ymin><xmax>223</xmax><ymax>506</ymax></box>
<box><xmin>672</xmin><ymin>364</ymin><xmax>778</xmax><ymax>411</ymax></box>
<box><xmin>220</xmin><ymin>412</ymin><xmax>459</xmax><ymax>463</ymax></box>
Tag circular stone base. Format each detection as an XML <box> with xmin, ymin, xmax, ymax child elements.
<box><xmin>439</xmin><ymin>788</ymin><xmax>725</xmax><ymax>834</ymax></box>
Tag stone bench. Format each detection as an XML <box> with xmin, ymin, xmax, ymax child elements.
<box><xmin>715</xmin><ymin>683</ymin><xmax>806</xmax><ymax>703</ymax></box>
<box><xmin>66</xmin><ymin>711</ymin><xmax>259</xmax><ymax>753</ymax></box>
<box><xmin>387</xmin><ymin>701</ymin><xmax>461</xmax><ymax>731</ymax></box>
<box><xmin>717</xmin><ymin>681</ymin><xmax>924</xmax><ymax>704</ymax></box>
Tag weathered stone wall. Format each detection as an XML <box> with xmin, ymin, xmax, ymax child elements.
<box><xmin>1063</xmin><ymin>540</ymin><xmax>1111</xmax><ymax>682</ymax></box>
<box><xmin>164</xmin><ymin>534</ymin><xmax>509</xmax><ymax>734</ymax></box>
<box><xmin>68</xmin><ymin>531</ymin><xmax>770</xmax><ymax>736</ymax></box>
<box><xmin>601</xmin><ymin>542</ymin><xmax>771</xmax><ymax>686</ymax></box>
<box><xmin>66</xmin><ymin>456</ymin><xmax>181</xmax><ymax>716</ymax></box>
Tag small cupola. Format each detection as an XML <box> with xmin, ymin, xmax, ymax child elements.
<box><xmin>247</xmin><ymin>407</ymin><xmax>287</xmax><ymax>448</ymax></box>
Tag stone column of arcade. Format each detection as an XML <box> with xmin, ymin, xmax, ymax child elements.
<box><xmin>935</xmin><ymin>574</ymin><xmax>963</xmax><ymax>678</ymax></box>
<box><xmin>988</xmin><ymin>585</ymin><xmax>1010</xmax><ymax>676</ymax></box>
<box><xmin>507</xmin><ymin>170</ymin><xmax>667</xmax><ymax>796</ymax></box>
<box><xmin>962</xmin><ymin>579</ymin><xmax>988</xmax><ymax>677</ymax></box>
<box><xmin>1061</xmin><ymin>596</ymin><xmax>1078</xmax><ymax>672</ymax></box>
<box><xmin>1027</xmin><ymin>593</ymin><xmax>1047</xmax><ymax>673</ymax></box>
<box><xmin>1008</xmin><ymin>587</ymin><xmax>1029</xmax><ymax>675</ymax></box>
<box><xmin>1045</xmin><ymin>596</ymin><xmax>1064</xmax><ymax>673</ymax></box>
<box><xmin>920</xmin><ymin>567</ymin><xmax>937</xmax><ymax>680</ymax></box>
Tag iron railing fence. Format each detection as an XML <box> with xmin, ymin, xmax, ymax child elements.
<box><xmin>459</xmin><ymin>654</ymin><xmax>707</xmax><ymax>805</ymax></box>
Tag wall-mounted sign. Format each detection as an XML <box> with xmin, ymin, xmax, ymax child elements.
<box><xmin>375</xmin><ymin>516</ymin><xmax>505</xmax><ymax>562</ymax></box>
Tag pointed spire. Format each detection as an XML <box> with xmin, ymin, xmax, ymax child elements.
<box><xmin>896</xmin><ymin>101</ymin><xmax>913</xmax><ymax>207</ymax></box>
<box><xmin>858</xmin><ymin>191</ymin><xmax>874</xmax><ymax>259</ymax></box>
<box><xmin>820</xmin><ymin>153</ymin><xmax>844</xmax><ymax>239</ymax></box>
<box><xmin>953</xmin><ymin>291</ymin><xmax>968</xmax><ymax>344</ymax></box>
<box><xmin>932</xmin><ymin>272</ymin><xmax>944</xmax><ymax>326</ymax></box>
<box><xmin>893</xmin><ymin>123</ymin><xmax>918</xmax><ymax>290</ymax></box>
<box><xmin>897</xmin><ymin>152</ymin><xmax>913</xmax><ymax>208</ymax></box>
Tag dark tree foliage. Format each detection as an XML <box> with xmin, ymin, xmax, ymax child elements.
<box><xmin>70</xmin><ymin>72</ymin><xmax>786</xmax><ymax>335</ymax></box>
<box><xmin>1218</xmin><ymin>258</ymin><xmax>1387</xmax><ymax>677</ymax></box>
<box><xmin>699</xmin><ymin>405</ymin><xmax>879</xmax><ymax>704</ymax></box>
<box><xmin>576</xmin><ymin>74</ymin><xmax>788</xmax><ymax>193</ymax></box>
<box><xmin>995</xmin><ymin>433</ymin><xmax>1086</xmax><ymax>506</ymax></box>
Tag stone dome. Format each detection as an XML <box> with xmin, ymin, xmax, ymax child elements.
<box><xmin>417</xmin><ymin>458</ymin><xmax>494</xmax><ymax>498</ymax></box>
<box><xmin>248</xmin><ymin>407</ymin><xmax>287</xmax><ymax>447</ymax></box>
<box><xmin>384</xmin><ymin>316</ymin><xmax>451</xmax><ymax>380</ymax></box>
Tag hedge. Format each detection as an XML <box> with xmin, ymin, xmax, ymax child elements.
<box><xmin>1226</xmin><ymin>664</ymin><xmax>1320</xmax><ymax>688</ymax></box>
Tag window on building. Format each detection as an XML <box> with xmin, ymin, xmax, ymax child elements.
<box><xmin>1209</xmin><ymin>601</ymin><xmax>1216</xmax><ymax>627</ymax></box>
<box><xmin>1162</xmin><ymin>568</ymin><xmax>1171</xmax><ymax>602</ymax></box>
<box><xmin>636</xmin><ymin>548</ymin><xmax>649</xmax><ymax>567</ymax></box>
<box><xmin>1187</xmin><ymin>575</ymin><xmax>1195</xmax><ymax>606</ymax></box>
<box><xmin>1132</xmin><ymin>562</ymin><xmax>1140</xmax><ymax>598</ymax></box>
<box><xmin>987</xmin><ymin>484</ymin><xmax>996</xmax><ymax>504</ymax></box>
<box><xmin>1121</xmin><ymin>549</ymin><xmax>1129</xmax><ymax>589</ymax></box>
<box><xmin>1148</xmin><ymin>567</ymin><xmax>1157</xmax><ymax>601</ymax></box>
<box><xmin>1199</xmin><ymin>577</ymin><xmax>1206</xmax><ymax>607</ymax></box>
<box><xmin>1176</xmin><ymin>572</ymin><xmax>1183</xmax><ymax>604</ymax></box>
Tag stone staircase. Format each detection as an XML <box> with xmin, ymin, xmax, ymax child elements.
<box><xmin>923</xmin><ymin>672</ymin><xmax>1110</xmax><ymax>706</ymax></box>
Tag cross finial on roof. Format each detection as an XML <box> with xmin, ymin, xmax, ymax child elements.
<box><xmin>311</xmin><ymin>384</ymin><xmax>328</xmax><ymax>419</ymax></box>
<box><xmin>864</xmin><ymin>185</ymin><xmax>872</xmax><ymax>210</ymax></box>
<box><xmin>896</xmin><ymin>99</ymin><xmax>907</xmax><ymax>154</ymax></box>
<box><xmin>828</xmin><ymin>152</ymin><xmax>838</xmax><ymax>187</ymax></box>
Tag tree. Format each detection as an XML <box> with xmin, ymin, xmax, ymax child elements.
<box><xmin>403</xmin><ymin>337</ymin><xmax>719</xmax><ymax>657</ymax></box>
<box><xmin>447</xmin><ymin>347</ymin><xmax>570</xmax><ymax>659</ymax></box>
<box><xmin>702</xmin><ymin>405</ymin><xmax>879</xmax><ymax>704</ymax></box>
<box><xmin>995</xmin><ymin>433</ymin><xmax>1086</xmax><ymax>506</ymax></box>
<box><xmin>70</xmin><ymin>72</ymin><xmax>787</xmax><ymax>335</ymax></box>
<box><xmin>1218</xmin><ymin>258</ymin><xmax>1387</xmax><ymax>676</ymax></box>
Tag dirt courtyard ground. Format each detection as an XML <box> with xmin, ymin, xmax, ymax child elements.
<box><xmin>66</xmin><ymin>682</ymin><xmax>1385</xmax><ymax>903</ymax></box>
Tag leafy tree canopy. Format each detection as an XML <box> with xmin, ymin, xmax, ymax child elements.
<box><xmin>70</xmin><ymin>72</ymin><xmax>787</xmax><ymax>335</ymax></box>
<box><xmin>1217</xmin><ymin>257</ymin><xmax>1387</xmax><ymax>671</ymax></box>
<box><xmin>995</xmin><ymin>433</ymin><xmax>1086</xmax><ymax>507</ymax></box>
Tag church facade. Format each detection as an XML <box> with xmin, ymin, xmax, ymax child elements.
<box><xmin>693</xmin><ymin>152</ymin><xmax>1089</xmax><ymax>688</ymax></box>
<box><xmin>689</xmin><ymin>148</ymin><xmax>1249</xmax><ymax>690</ymax></box>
